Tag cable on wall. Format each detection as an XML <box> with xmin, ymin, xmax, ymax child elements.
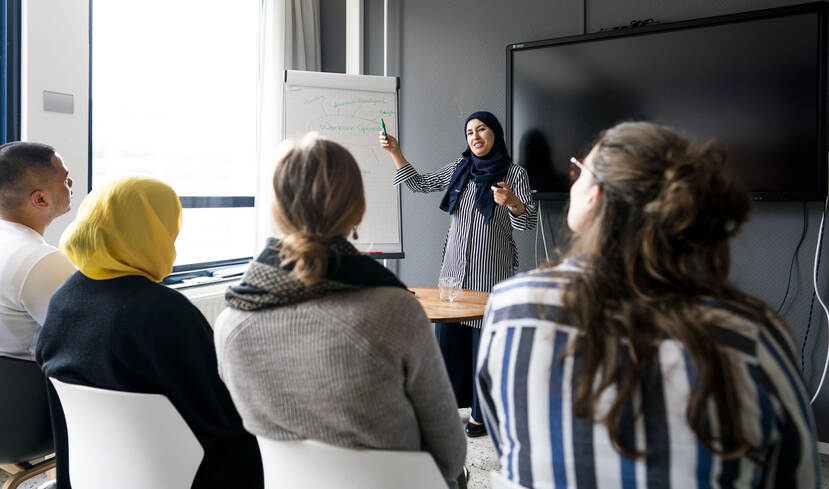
<box><xmin>535</xmin><ymin>200</ymin><xmax>540</xmax><ymax>267</ymax></box>
<box><xmin>535</xmin><ymin>200</ymin><xmax>551</xmax><ymax>266</ymax></box>
<box><xmin>809</xmin><ymin>195</ymin><xmax>829</xmax><ymax>404</ymax></box>
<box><xmin>778</xmin><ymin>202</ymin><xmax>809</xmax><ymax>314</ymax></box>
<box><xmin>803</xmin><ymin>270</ymin><xmax>819</xmax><ymax>374</ymax></box>
<box><xmin>540</xmin><ymin>200</ymin><xmax>550</xmax><ymax>262</ymax></box>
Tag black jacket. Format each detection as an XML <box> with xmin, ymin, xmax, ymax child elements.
<box><xmin>36</xmin><ymin>272</ymin><xmax>263</xmax><ymax>489</ymax></box>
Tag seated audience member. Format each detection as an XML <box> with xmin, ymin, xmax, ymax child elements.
<box><xmin>476</xmin><ymin>122</ymin><xmax>819</xmax><ymax>488</ymax></box>
<box><xmin>36</xmin><ymin>177</ymin><xmax>263</xmax><ymax>489</ymax></box>
<box><xmin>214</xmin><ymin>134</ymin><xmax>467</xmax><ymax>488</ymax></box>
<box><xmin>0</xmin><ymin>142</ymin><xmax>75</xmax><ymax>360</ymax></box>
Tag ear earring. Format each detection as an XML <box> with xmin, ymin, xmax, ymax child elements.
<box><xmin>352</xmin><ymin>226</ymin><xmax>359</xmax><ymax>240</ymax></box>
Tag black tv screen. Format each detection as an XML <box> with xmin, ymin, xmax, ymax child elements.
<box><xmin>507</xmin><ymin>2</ymin><xmax>827</xmax><ymax>201</ymax></box>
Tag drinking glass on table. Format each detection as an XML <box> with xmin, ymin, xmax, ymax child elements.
<box><xmin>439</xmin><ymin>277</ymin><xmax>461</xmax><ymax>303</ymax></box>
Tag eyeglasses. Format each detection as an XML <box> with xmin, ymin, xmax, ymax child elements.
<box><xmin>569</xmin><ymin>156</ymin><xmax>598</xmax><ymax>184</ymax></box>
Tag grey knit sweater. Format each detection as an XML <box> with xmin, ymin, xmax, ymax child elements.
<box><xmin>214</xmin><ymin>286</ymin><xmax>466</xmax><ymax>487</ymax></box>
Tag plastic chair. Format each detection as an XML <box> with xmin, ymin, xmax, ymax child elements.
<box><xmin>490</xmin><ymin>470</ymin><xmax>525</xmax><ymax>489</ymax></box>
<box><xmin>256</xmin><ymin>437</ymin><xmax>449</xmax><ymax>489</ymax></box>
<box><xmin>0</xmin><ymin>357</ymin><xmax>56</xmax><ymax>489</ymax></box>
<box><xmin>49</xmin><ymin>378</ymin><xmax>204</xmax><ymax>489</ymax></box>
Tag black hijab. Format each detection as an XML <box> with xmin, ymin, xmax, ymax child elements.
<box><xmin>438</xmin><ymin>111</ymin><xmax>511</xmax><ymax>225</ymax></box>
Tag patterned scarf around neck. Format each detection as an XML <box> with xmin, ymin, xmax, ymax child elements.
<box><xmin>225</xmin><ymin>237</ymin><xmax>406</xmax><ymax>311</ymax></box>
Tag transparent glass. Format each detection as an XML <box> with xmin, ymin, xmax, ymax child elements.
<box><xmin>91</xmin><ymin>1</ymin><xmax>260</xmax><ymax>266</ymax></box>
<box><xmin>439</xmin><ymin>277</ymin><xmax>461</xmax><ymax>303</ymax></box>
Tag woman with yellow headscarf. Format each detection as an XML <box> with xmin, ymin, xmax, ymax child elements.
<box><xmin>35</xmin><ymin>177</ymin><xmax>263</xmax><ymax>489</ymax></box>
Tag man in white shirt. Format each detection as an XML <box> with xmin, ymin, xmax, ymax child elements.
<box><xmin>0</xmin><ymin>141</ymin><xmax>75</xmax><ymax>360</ymax></box>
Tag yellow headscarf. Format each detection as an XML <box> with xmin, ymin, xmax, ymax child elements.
<box><xmin>60</xmin><ymin>176</ymin><xmax>182</xmax><ymax>282</ymax></box>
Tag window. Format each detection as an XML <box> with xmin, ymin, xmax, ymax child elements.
<box><xmin>91</xmin><ymin>1</ymin><xmax>260</xmax><ymax>270</ymax></box>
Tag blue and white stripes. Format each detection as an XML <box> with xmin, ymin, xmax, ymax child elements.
<box><xmin>393</xmin><ymin>159</ymin><xmax>537</xmax><ymax>327</ymax></box>
<box><xmin>476</xmin><ymin>263</ymin><xmax>820</xmax><ymax>489</ymax></box>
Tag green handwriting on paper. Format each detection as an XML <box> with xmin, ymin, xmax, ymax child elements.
<box><xmin>333</xmin><ymin>98</ymin><xmax>386</xmax><ymax>108</ymax></box>
<box><xmin>304</xmin><ymin>96</ymin><xmax>325</xmax><ymax>105</ymax></box>
<box><xmin>319</xmin><ymin>123</ymin><xmax>356</xmax><ymax>132</ymax></box>
<box><xmin>316</xmin><ymin>117</ymin><xmax>385</xmax><ymax>136</ymax></box>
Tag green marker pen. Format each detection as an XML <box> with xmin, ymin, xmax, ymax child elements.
<box><xmin>381</xmin><ymin>118</ymin><xmax>387</xmax><ymax>138</ymax></box>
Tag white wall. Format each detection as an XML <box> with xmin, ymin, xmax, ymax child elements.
<box><xmin>21</xmin><ymin>0</ymin><xmax>89</xmax><ymax>246</ymax></box>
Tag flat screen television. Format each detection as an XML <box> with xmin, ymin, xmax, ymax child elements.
<box><xmin>507</xmin><ymin>2</ymin><xmax>828</xmax><ymax>201</ymax></box>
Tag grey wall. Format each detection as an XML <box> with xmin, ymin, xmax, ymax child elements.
<box><xmin>392</xmin><ymin>0</ymin><xmax>581</xmax><ymax>290</ymax></box>
<box><xmin>320</xmin><ymin>0</ymin><xmax>345</xmax><ymax>72</ymax></box>
<box><xmin>324</xmin><ymin>0</ymin><xmax>829</xmax><ymax>440</ymax></box>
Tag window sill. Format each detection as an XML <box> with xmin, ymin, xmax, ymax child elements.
<box><xmin>172</xmin><ymin>277</ymin><xmax>241</xmax><ymax>301</ymax></box>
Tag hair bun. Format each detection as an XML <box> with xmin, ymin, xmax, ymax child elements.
<box><xmin>271</xmin><ymin>135</ymin><xmax>366</xmax><ymax>284</ymax></box>
<box><xmin>281</xmin><ymin>232</ymin><xmax>330</xmax><ymax>279</ymax></box>
<box><xmin>644</xmin><ymin>142</ymin><xmax>749</xmax><ymax>242</ymax></box>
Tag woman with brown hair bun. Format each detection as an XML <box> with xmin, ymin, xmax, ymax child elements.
<box><xmin>476</xmin><ymin>122</ymin><xmax>819</xmax><ymax>488</ymax></box>
<box><xmin>214</xmin><ymin>134</ymin><xmax>467</xmax><ymax>488</ymax></box>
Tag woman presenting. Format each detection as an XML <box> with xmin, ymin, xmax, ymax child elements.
<box><xmin>380</xmin><ymin>111</ymin><xmax>537</xmax><ymax>437</ymax></box>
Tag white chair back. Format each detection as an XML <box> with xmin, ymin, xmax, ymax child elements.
<box><xmin>49</xmin><ymin>378</ymin><xmax>204</xmax><ymax>489</ymax></box>
<box><xmin>490</xmin><ymin>470</ymin><xmax>526</xmax><ymax>489</ymax></box>
<box><xmin>256</xmin><ymin>436</ymin><xmax>448</xmax><ymax>489</ymax></box>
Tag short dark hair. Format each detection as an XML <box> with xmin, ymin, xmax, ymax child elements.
<box><xmin>0</xmin><ymin>141</ymin><xmax>57</xmax><ymax>211</ymax></box>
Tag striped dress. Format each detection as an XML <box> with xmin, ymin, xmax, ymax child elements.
<box><xmin>476</xmin><ymin>261</ymin><xmax>820</xmax><ymax>489</ymax></box>
<box><xmin>393</xmin><ymin>159</ymin><xmax>537</xmax><ymax>327</ymax></box>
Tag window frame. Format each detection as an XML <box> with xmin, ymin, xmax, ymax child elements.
<box><xmin>1</xmin><ymin>0</ymin><xmax>21</xmax><ymax>143</ymax></box>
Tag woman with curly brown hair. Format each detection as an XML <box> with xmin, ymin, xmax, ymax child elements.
<box><xmin>476</xmin><ymin>121</ymin><xmax>819</xmax><ymax>488</ymax></box>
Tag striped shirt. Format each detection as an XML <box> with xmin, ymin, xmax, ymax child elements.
<box><xmin>476</xmin><ymin>261</ymin><xmax>820</xmax><ymax>489</ymax></box>
<box><xmin>393</xmin><ymin>159</ymin><xmax>537</xmax><ymax>327</ymax></box>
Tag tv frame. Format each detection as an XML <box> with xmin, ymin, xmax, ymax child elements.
<box><xmin>506</xmin><ymin>1</ymin><xmax>828</xmax><ymax>201</ymax></box>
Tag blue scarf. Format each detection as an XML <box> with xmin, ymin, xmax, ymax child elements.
<box><xmin>439</xmin><ymin>111</ymin><xmax>511</xmax><ymax>225</ymax></box>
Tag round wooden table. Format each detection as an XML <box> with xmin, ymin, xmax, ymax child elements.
<box><xmin>409</xmin><ymin>286</ymin><xmax>490</xmax><ymax>323</ymax></box>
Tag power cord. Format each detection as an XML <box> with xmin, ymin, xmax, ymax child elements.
<box><xmin>803</xmin><ymin>282</ymin><xmax>818</xmax><ymax>374</ymax></box>
<box><xmin>778</xmin><ymin>202</ymin><xmax>808</xmax><ymax>314</ymax></box>
<box><xmin>540</xmin><ymin>200</ymin><xmax>550</xmax><ymax>262</ymax></box>
<box><xmin>808</xmin><ymin>195</ymin><xmax>829</xmax><ymax>405</ymax></box>
<box><xmin>535</xmin><ymin>200</ymin><xmax>541</xmax><ymax>267</ymax></box>
<box><xmin>533</xmin><ymin>201</ymin><xmax>541</xmax><ymax>268</ymax></box>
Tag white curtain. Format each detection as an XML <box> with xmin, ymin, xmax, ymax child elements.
<box><xmin>287</xmin><ymin>0</ymin><xmax>321</xmax><ymax>71</ymax></box>
<box><xmin>254</xmin><ymin>0</ymin><xmax>321</xmax><ymax>249</ymax></box>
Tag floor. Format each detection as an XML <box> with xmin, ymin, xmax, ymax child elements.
<box><xmin>3</xmin><ymin>417</ymin><xmax>828</xmax><ymax>489</ymax></box>
<box><xmin>0</xmin><ymin>468</ymin><xmax>48</xmax><ymax>489</ymax></box>
<box><xmin>458</xmin><ymin>407</ymin><xmax>499</xmax><ymax>489</ymax></box>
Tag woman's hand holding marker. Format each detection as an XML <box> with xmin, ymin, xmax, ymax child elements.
<box><xmin>492</xmin><ymin>182</ymin><xmax>524</xmax><ymax>215</ymax></box>
<box><xmin>491</xmin><ymin>181</ymin><xmax>518</xmax><ymax>206</ymax></box>
<box><xmin>379</xmin><ymin>132</ymin><xmax>407</xmax><ymax>169</ymax></box>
